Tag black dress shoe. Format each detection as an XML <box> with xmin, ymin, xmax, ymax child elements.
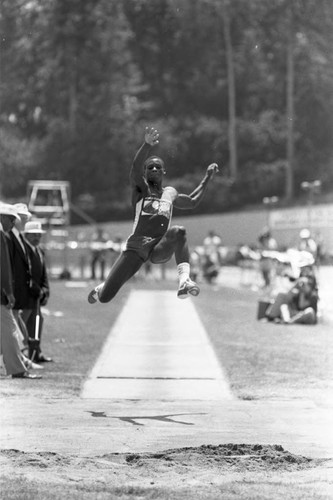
<box><xmin>12</xmin><ymin>372</ymin><xmax>42</xmax><ymax>379</ymax></box>
<box><xmin>37</xmin><ymin>355</ymin><xmax>53</xmax><ymax>363</ymax></box>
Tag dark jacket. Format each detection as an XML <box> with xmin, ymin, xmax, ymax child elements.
<box><xmin>25</xmin><ymin>244</ymin><xmax>50</xmax><ymax>307</ymax></box>
<box><xmin>7</xmin><ymin>230</ymin><xmax>32</xmax><ymax>309</ymax></box>
<box><xmin>1</xmin><ymin>229</ymin><xmax>14</xmax><ymax>306</ymax></box>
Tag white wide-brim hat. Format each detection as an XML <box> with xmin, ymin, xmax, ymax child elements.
<box><xmin>13</xmin><ymin>203</ymin><xmax>32</xmax><ymax>219</ymax></box>
<box><xmin>24</xmin><ymin>221</ymin><xmax>45</xmax><ymax>234</ymax></box>
<box><xmin>0</xmin><ymin>203</ymin><xmax>21</xmax><ymax>221</ymax></box>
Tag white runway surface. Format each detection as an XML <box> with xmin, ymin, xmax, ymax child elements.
<box><xmin>82</xmin><ymin>290</ymin><xmax>233</xmax><ymax>400</ymax></box>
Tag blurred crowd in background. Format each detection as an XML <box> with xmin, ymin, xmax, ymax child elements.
<box><xmin>60</xmin><ymin>221</ymin><xmax>323</xmax><ymax>327</ymax></box>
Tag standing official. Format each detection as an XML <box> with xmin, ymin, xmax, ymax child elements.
<box><xmin>8</xmin><ymin>203</ymin><xmax>33</xmax><ymax>351</ymax></box>
<box><xmin>23</xmin><ymin>221</ymin><xmax>52</xmax><ymax>362</ymax></box>
<box><xmin>0</xmin><ymin>203</ymin><xmax>41</xmax><ymax>379</ymax></box>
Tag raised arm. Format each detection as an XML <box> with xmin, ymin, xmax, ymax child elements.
<box><xmin>130</xmin><ymin>127</ymin><xmax>159</xmax><ymax>189</ymax></box>
<box><xmin>174</xmin><ymin>163</ymin><xmax>219</xmax><ymax>210</ymax></box>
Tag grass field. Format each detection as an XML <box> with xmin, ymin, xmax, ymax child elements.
<box><xmin>2</xmin><ymin>277</ymin><xmax>332</xmax><ymax>402</ymax></box>
<box><xmin>1</xmin><ymin>275</ymin><xmax>332</xmax><ymax>499</ymax></box>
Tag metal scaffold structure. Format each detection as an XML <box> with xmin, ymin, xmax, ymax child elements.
<box><xmin>27</xmin><ymin>180</ymin><xmax>71</xmax><ymax>279</ymax></box>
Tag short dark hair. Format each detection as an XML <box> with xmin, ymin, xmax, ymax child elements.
<box><xmin>144</xmin><ymin>156</ymin><xmax>165</xmax><ymax>169</ymax></box>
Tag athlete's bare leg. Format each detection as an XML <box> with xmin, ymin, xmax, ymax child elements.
<box><xmin>88</xmin><ymin>251</ymin><xmax>143</xmax><ymax>304</ymax></box>
<box><xmin>150</xmin><ymin>226</ymin><xmax>200</xmax><ymax>299</ymax></box>
<box><xmin>150</xmin><ymin>226</ymin><xmax>189</xmax><ymax>264</ymax></box>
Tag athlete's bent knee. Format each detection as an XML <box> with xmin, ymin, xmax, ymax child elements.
<box><xmin>169</xmin><ymin>225</ymin><xmax>186</xmax><ymax>241</ymax></box>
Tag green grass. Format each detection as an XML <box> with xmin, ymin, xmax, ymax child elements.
<box><xmin>196</xmin><ymin>284</ymin><xmax>333</xmax><ymax>402</ymax></box>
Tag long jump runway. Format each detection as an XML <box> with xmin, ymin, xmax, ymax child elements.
<box><xmin>81</xmin><ymin>290</ymin><xmax>233</xmax><ymax>400</ymax></box>
<box><xmin>1</xmin><ymin>288</ymin><xmax>332</xmax><ymax>461</ymax></box>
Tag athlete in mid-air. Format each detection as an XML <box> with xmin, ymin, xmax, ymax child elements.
<box><xmin>88</xmin><ymin>126</ymin><xmax>219</xmax><ymax>304</ymax></box>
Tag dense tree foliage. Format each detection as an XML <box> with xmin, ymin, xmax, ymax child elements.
<box><xmin>1</xmin><ymin>0</ymin><xmax>332</xmax><ymax>222</ymax></box>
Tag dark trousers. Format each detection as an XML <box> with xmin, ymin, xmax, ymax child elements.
<box><xmin>26</xmin><ymin>307</ymin><xmax>44</xmax><ymax>359</ymax></box>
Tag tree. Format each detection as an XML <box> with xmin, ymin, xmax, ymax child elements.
<box><xmin>1</xmin><ymin>0</ymin><xmax>332</xmax><ymax>216</ymax></box>
<box><xmin>221</xmin><ymin>0</ymin><xmax>238</xmax><ymax>180</ymax></box>
<box><xmin>253</xmin><ymin>0</ymin><xmax>333</xmax><ymax>201</ymax></box>
<box><xmin>285</xmin><ymin>1</ymin><xmax>295</xmax><ymax>201</ymax></box>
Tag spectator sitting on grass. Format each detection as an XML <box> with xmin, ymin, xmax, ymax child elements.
<box><xmin>264</xmin><ymin>254</ymin><xmax>318</xmax><ymax>325</ymax></box>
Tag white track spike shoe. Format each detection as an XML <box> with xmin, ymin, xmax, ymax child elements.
<box><xmin>88</xmin><ymin>283</ymin><xmax>104</xmax><ymax>304</ymax></box>
<box><xmin>177</xmin><ymin>278</ymin><xmax>200</xmax><ymax>299</ymax></box>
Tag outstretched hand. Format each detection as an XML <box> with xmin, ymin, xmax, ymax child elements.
<box><xmin>207</xmin><ymin>163</ymin><xmax>219</xmax><ymax>178</ymax></box>
<box><xmin>145</xmin><ymin>126</ymin><xmax>159</xmax><ymax>146</ymax></box>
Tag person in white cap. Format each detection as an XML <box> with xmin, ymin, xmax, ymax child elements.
<box><xmin>23</xmin><ymin>221</ymin><xmax>52</xmax><ymax>363</ymax></box>
<box><xmin>298</xmin><ymin>228</ymin><xmax>318</xmax><ymax>262</ymax></box>
<box><xmin>7</xmin><ymin>203</ymin><xmax>33</xmax><ymax>353</ymax></box>
<box><xmin>0</xmin><ymin>203</ymin><xmax>41</xmax><ymax>379</ymax></box>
